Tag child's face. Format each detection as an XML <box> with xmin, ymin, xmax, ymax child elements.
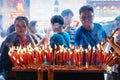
<box><xmin>51</xmin><ymin>23</ymin><xmax>61</xmax><ymax>32</ymax></box>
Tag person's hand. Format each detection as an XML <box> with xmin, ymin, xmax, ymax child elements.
<box><xmin>37</xmin><ymin>35</ymin><xmax>48</xmax><ymax>47</ymax></box>
<box><xmin>107</xmin><ymin>37</ymin><xmax>115</xmax><ymax>46</ymax></box>
<box><xmin>115</xmin><ymin>56</ymin><xmax>120</xmax><ymax>66</ymax></box>
<box><xmin>107</xmin><ymin>59</ymin><xmax>116</xmax><ymax>67</ymax></box>
<box><xmin>64</xmin><ymin>25</ymin><xmax>71</xmax><ymax>32</ymax></box>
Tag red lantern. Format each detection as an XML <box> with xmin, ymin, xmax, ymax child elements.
<box><xmin>96</xmin><ymin>6</ymin><xmax>100</xmax><ymax>10</ymax></box>
<box><xmin>111</xmin><ymin>6</ymin><xmax>115</xmax><ymax>10</ymax></box>
<box><xmin>103</xmin><ymin>6</ymin><xmax>107</xmax><ymax>11</ymax></box>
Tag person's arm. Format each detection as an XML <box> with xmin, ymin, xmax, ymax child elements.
<box><xmin>64</xmin><ymin>25</ymin><xmax>71</xmax><ymax>32</ymax></box>
<box><xmin>108</xmin><ymin>37</ymin><xmax>120</xmax><ymax>55</ymax></box>
<box><xmin>37</xmin><ymin>37</ymin><xmax>46</xmax><ymax>47</ymax></box>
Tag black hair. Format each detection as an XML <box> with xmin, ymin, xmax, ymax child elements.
<box><xmin>14</xmin><ymin>16</ymin><xmax>29</xmax><ymax>25</ymax></box>
<box><xmin>115</xmin><ymin>15</ymin><xmax>120</xmax><ymax>21</ymax></box>
<box><xmin>7</xmin><ymin>24</ymin><xmax>15</xmax><ymax>35</ymax></box>
<box><xmin>79</xmin><ymin>5</ymin><xmax>94</xmax><ymax>15</ymax></box>
<box><xmin>29</xmin><ymin>20</ymin><xmax>37</xmax><ymax>28</ymax></box>
<box><xmin>61</xmin><ymin>9</ymin><xmax>74</xmax><ymax>17</ymax></box>
<box><xmin>50</xmin><ymin>15</ymin><xmax>64</xmax><ymax>27</ymax></box>
<box><xmin>1</xmin><ymin>30</ymin><xmax>7</xmax><ymax>38</ymax></box>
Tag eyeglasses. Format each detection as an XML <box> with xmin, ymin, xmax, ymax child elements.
<box><xmin>81</xmin><ymin>16</ymin><xmax>93</xmax><ymax>21</ymax></box>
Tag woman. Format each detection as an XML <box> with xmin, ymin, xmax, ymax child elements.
<box><xmin>0</xmin><ymin>16</ymin><xmax>32</xmax><ymax>80</ymax></box>
<box><xmin>29</xmin><ymin>20</ymin><xmax>41</xmax><ymax>44</ymax></box>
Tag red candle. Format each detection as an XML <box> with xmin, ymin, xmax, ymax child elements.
<box><xmin>91</xmin><ymin>47</ymin><xmax>95</xmax><ymax>65</ymax></box>
<box><xmin>105</xmin><ymin>53</ymin><xmax>114</xmax><ymax>65</ymax></box>
<box><xmin>103</xmin><ymin>52</ymin><xmax>108</xmax><ymax>64</ymax></box>
<box><xmin>86</xmin><ymin>45</ymin><xmax>91</xmax><ymax>65</ymax></box>
<box><xmin>70</xmin><ymin>51</ymin><xmax>73</xmax><ymax>65</ymax></box>
<box><xmin>8</xmin><ymin>50</ymin><xmax>16</xmax><ymax>66</ymax></box>
<box><xmin>68</xmin><ymin>49</ymin><xmax>71</xmax><ymax>65</ymax></box>
<box><xmin>23</xmin><ymin>52</ymin><xmax>28</xmax><ymax>66</ymax></box>
<box><xmin>56</xmin><ymin>51</ymin><xmax>60</xmax><ymax>65</ymax></box>
<box><xmin>74</xmin><ymin>49</ymin><xmax>78</xmax><ymax>65</ymax></box>
<box><xmin>62</xmin><ymin>49</ymin><xmax>66</xmax><ymax>63</ymax></box>
<box><xmin>79</xmin><ymin>48</ymin><xmax>84</xmax><ymax>65</ymax></box>
<box><xmin>64</xmin><ymin>49</ymin><xmax>67</xmax><ymax>64</ymax></box>
<box><xmin>59</xmin><ymin>49</ymin><xmax>63</xmax><ymax>64</ymax></box>
<box><xmin>46</xmin><ymin>49</ymin><xmax>50</xmax><ymax>63</ymax></box>
<box><xmin>39</xmin><ymin>50</ymin><xmax>44</xmax><ymax>64</ymax></box>
<box><xmin>31</xmin><ymin>50</ymin><xmax>34</xmax><ymax>64</ymax></box>
<box><xmin>22</xmin><ymin>48</ymin><xmax>28</xmax><ymax>66</ymax></box>
<box><xmin>97</xmin><ymin>44</ymin><xmax>103</xmax><ymax>64</ymax></box>
<box><xmin>35</xmin><ymin>47</ymin><xmax>40</xmax><ymax>64</ymax></box>
<box><xmin>46</xmin><ymin>46</ymin><xmax>53</xmax><ymax>63</ymax></box>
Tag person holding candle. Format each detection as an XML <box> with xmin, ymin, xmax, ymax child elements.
<box><xmin>0</xmin><ymin>16</ymin><xmax>33</xmax><ymax>80</ymax></box>
<box><xmin>106</xmin><ymin>28</ymin><xmax>120</xmax><ymax>80</ymax></box>
<box><xmin>103</xmin><ymin>16</ymin><xmax>120</xmax><ymax>80</ymax></box>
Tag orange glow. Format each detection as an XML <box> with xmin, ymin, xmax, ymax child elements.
<box><xmin>16</xmin><ymin>2</ymin><xmax>24</xmax><ymax>11</ymax></box>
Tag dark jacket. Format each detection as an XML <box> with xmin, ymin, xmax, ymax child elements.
<box><xmin>0</xmin><ymin>32</ymin><xmax>32</xmax><ymax>77</ymax></box>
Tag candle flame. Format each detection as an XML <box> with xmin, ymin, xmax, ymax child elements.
<box><xmin>45</xmin><ymin>50</ymin><xmax>48</xmax><ymax>53</ymax></box>
<box><xmin>17</xmin><ymin>59</ymin><xmax>19</xmax><ymax>64</ymax></box>
<box><xmin>55</xmin><ymin>44</ymin><xmax>57</xmax><ymax>50</ymax></box>
<box><xmin>56</xmin><ymin>51</ymin><xmax>59</xmax><ymax>54</ymax></box>
<box><xmin>8</xmin><ymin>51</ymin><xmax>12</xmax><ymax>56</ymax></box>
<box><xmin>86</xmin><ymin>63</ymin><xmax>88</xmax><ymax>68</ymax></box>
<box><xmin>60</xmin><ymin>49</ymin><xmax>63</xmax><ymax>53</ymax></box>
<box><xmin>70</xmin><ymin>44</ymin><xmax>74</xmax><ymax>50</ymax></box>
<box><xmin>75</xmin><ymin>49</ymin><xmax>79</xmax><ymax>53</ymax></box>
<box><xmin>93</xmin><ymin>47</ymin><xmax>95</xmax><ymax>53</ymax></box>
<box><xmin>88</xmin><ymin>45</ymin><xmax>91</xmax><ymax>50</ymax></box>
<box><xmin>85</xmin><ymin>49</ymin><xmax>87</xmax><ymax>53</ymax></box>
<box><xmin>81</xmin><ymin>48</ymin><xmax>84</xmax><ymax>52</ymax></box>
<box><xmin>97</xmin><ymin>44</ymin><xmax>101</xmax><ymax>50</ymax></box>
<box><xmin>112</xmin><ymin>54</ymin><xmax>114</xmax><ymax>57</ymax></box>
<box><xmin>13</xmin><ymin>56</ymin><xmax>16</xmax><ymax>60</ymax></box>
<box><xmin>20</xmin><ymin>57</ymin><xmax>23</xmax><ymax>61</ymax></box>
<box><xmin>70</xmin><ymin>51</ymin><xmax>72</xmax><ymax>55</ymax></box>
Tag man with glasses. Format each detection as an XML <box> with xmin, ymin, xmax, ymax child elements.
<box><xmin>74</xmin><ymin>5</ymin><xmax>107</xmax><ymax>65</ymax></box>
<box><xmin>75</xmin><ymin>5</ymin><xmax>107</xmax><ymax>49</ymax></box>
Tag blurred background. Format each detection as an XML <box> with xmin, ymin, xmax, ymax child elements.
<box><xmin>0</xmin><ymin>0</ymin><xmax>120</xmax><ymax>38</ymax></box>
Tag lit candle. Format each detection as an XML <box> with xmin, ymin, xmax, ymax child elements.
<box><xmin>56</xmin><ymin>51</ymin><xmax>60</xmax><ymax>65</ymax></box>
<box><xmin>35</xmin><ymin>47</ymin><xmax>40</xmax><ymax>65</ymax></box>
<box><xmin>103</xmin><ymin>52</ymin><xmax>108</xmax><ymax>64</ymax></box>
<box><xmin>69</xmin><ymin>51</ymin><xmax>73</xmax><ymax>65</ymax></box>
<box><xmin>91</xmin><ymin>47</ymin><xmax>95</xmax><ymax>65</ymax></box>
<box><xmin>79</xmin><ymin>48</ymin><xmax>84</xmax><ymax>65</ymax></box>
<box><xmin>8</xmin><ymin>48</ymin><xmax>16</xmax><ymax>66</ymax></box>
<box><xmin>105</xmin><ymin>52</ymin><xmax>114</xmax><ymax>65</ymax></box>
<box><xmin>86</xmin><ymin>45</ymin><xmax>91</xmax><ymax>65</ymax></box>
<box><xmin>63</xmin><ymin>48</ymin><xmax>67</xmax><ymax>64</ymax></box>
<box><xmin>74</xmin><ymin>49</ymin><xmax>78</xmax><ymax>65</ymax></box>
<box><xmin>22</xmin><ymin>48</ymin><xmax>28</xmax><ymax>66</ymax></box>
<box><xmin>97</xmin><ymin>44</ymin><xmax>103</xmax><ymax>64</ymax></box>
<box><xmin>60</xmin><ymin>49</ymin><xmax>63</xmax><ymax>64</ymax></box>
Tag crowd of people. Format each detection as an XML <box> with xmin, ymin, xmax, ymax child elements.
<box><xmin>0</xmin><ymin>5</ymin><xmax>120</xmax><ymax>80</ymax></box>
